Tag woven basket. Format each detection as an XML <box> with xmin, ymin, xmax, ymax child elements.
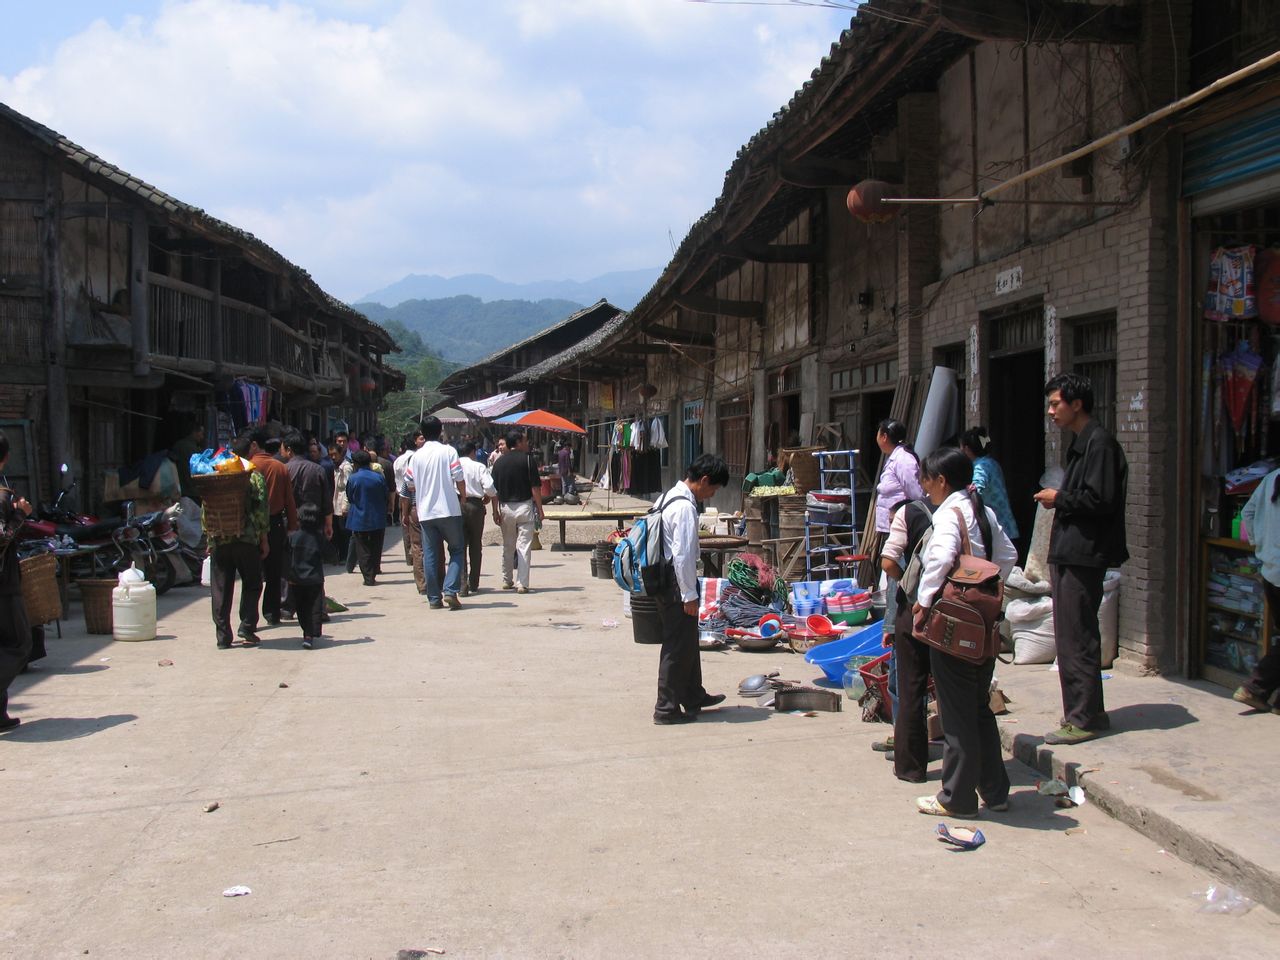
<box><xmin>780</xmin><ymin>446</ymin><xmax>822</xmax><ymax>492</ymax></box>
<box><xmin>19</xmin><ymin>552</ymin><xmax>62</xmax><ymax>625</ymax></box>
<box><xmin>191</xmin><ymin>471</ymin><xmax>251</xmax><ymax>538</ymax></box>
<box><xmin>79</xmin><ymin>578</ymin><xmax>117</xmax><ymax>635</ymax></box>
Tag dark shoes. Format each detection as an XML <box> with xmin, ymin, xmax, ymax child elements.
<box><xmin>445</xmin><ymin>594</ymin><xmax>462</xmax><ymax>611</ymax></box>
<box><xmin>1233</xmin><ymin>686</ymin><xmax>1273</xmax><ymax>711</ymax></box>
<box><xmin>217</xmin><ymin>640</ymin><xmax>232</xmax><ymax>649</ymax></box>
<box><xmin>301</xmin><ymin>638</ymin><xmax>314</xmax><ymax>650</ymax></box>
<box><xmin>428</xmin><ymin>600</ymin><xmax>445</xmax><ymax>610</ymax></box>
<box><xmin>363</xmin><ymin>577</ymin><xmax>377</xmax><ymax>586</ymax></box>
<box><xmin>0</xmin><ymin>716</ymin><xmax>20</xmax><ymax>732</ymax></box>
<box><xmin>263</xmin><ymin>614</ymin><xmax>281</xmax><ymax>626</ymax></box>
<box><xmin>236</xmin><ymin>625</ymin><xmax>261</xmax><ymax>646</ymax></box>
<box><xmin>653</xmin><ymin>713</ymin><xmax>697</xmax><ymax>725</ymax></box>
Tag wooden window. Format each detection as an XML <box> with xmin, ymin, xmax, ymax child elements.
<box><xmin>1070</xmin><ymin>313</ymin><xmax>1118</xmax><ymax>435</ymax></box>
<box><xmin>718</xmin><ymin>399</ymin><xmax>749</xmax><ymax>476</ymax></box>
<box><xmin>989</xmin><ymin>300</ymin><xmax>1044</xmax><ymax>356</ymax></box>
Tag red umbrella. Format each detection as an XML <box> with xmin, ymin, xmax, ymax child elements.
<box><xmin>492</xmin><ymin>409</ymin><xmax>586</xmax><ymax>434</ymax></box>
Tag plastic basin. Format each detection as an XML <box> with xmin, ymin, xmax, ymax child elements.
<box><xmin>804</xmin><ymin>620</ymin><xmax>886</xmax><ymax>682</ymax></box>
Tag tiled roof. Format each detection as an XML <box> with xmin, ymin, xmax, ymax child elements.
<box><xmin>0</xmin><ymin>100</ymin><xmax>396</xmax><ymax>353</ymax></box>
<box><xmin>500</xmin><ymin>311</ymin><xmax>631</xmax><ymax>387</ymax></box>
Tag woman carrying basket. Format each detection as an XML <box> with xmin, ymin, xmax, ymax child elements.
<box><xmin>911</xmin><ymin>447</ymin><xmax>1016</xmax><ymax>819</ymax></box>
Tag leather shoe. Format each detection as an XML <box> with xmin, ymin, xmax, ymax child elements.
<box><xmin>0</xmin><ymin>716</ymin><xmax>20</xmax><ymax>732</ymax></box>
<box><xmin>697</xmin><ymin>693</ymin><xmax>726</xmax><ymax>708</ymax></box>
<box><xmin>653</xmin><ymin>713</ymin><xmax>696</xmax><ymax>725</ymax></box>
<box><xmin>263</xmin><ymin>614</ymin><xmax>280</xmax><ymax>626</ymax></box>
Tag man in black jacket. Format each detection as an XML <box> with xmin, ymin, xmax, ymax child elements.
<box><xmin>1034</xmin><ymin>373</ymin><xmax>1128</xmax><ymax>745</ymax></box>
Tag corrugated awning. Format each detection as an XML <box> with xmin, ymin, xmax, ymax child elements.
<box><xmin>457</xmin><ymin>391</ymin><xmax>526</xmax><ymax>418</ymax></box>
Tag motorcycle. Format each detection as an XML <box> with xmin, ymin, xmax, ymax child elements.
<box><xmin>16</xmin><ymin>467</ymin><xmax>130</xmax><ymax>576</ymax></box>
<box><xmin>116</xmin><ymin>498</ymin><xmax>206</xmax><ymax>594</ymax></box>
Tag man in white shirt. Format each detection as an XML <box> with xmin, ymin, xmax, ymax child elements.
<box><xmin>456</xmin><ymin>440</ymin><xmax>497</xmax><ymax>596</ymax></box>
<box><xmin>393</xmin><ymin>429</ymin><xmax>425</xmax><ymax>592</ymax></box>
<box><xmin>406</xmin><ymin>416</ymin><xmax>466</xmax><ymax>610</ymax></box>
<box><xmin>653</xmin><ymin>454</ymin><xmax>730</xmax><ymax>725</ymax></box>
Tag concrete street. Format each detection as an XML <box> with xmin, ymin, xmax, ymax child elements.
<box><xmin>3</xmin><ymin>524</ymin><xmax>1278</xmax><ymax>959</ymax></box>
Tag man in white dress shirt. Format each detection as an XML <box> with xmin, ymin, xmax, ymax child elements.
<box><xmin>653</xmin><ymin>454</ymin><xmax>730</xmax><ymax>725</ymax></box>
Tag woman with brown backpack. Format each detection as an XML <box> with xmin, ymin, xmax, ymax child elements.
<box><xmin>911</xmin><ymin>447</ymin><xmax>1017</xmax><ymax>819</ymax></box>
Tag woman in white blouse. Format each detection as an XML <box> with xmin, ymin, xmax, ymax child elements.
<box><xmin>912</xmin><ymin>447</ymin><xmax>1017</xmax><ymax>819</ymax></box>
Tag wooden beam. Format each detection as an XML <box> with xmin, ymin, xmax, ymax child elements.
<box><xmin>60</xmin><ymin>201</ymin><xmax>135</xmax><ymax>222</ymax></box>
<box><xmin>614</xmin><ymin>343</ymin><xmax>672</xmax><ymax>354</ymax></box>
<box><xmin>640</xmin><ymin>323</ymin><xmax>716</xmax><ymax>347</ymax></box>
<box><xmin>778</xmin><ymin>158</ymin><xmax>902</xmax><ymax>189</ymax></box>
<box><xmin>711</xmin><ymin>240</ymin><xmax>824</xmax><ymax>264</ymax></box>
<box><xmin>674</xmin><ymin>293</ymin><xmax>764</xmax><ymax>320</ymax></box>
<box><xmin>927</xmin><ymin>0</ymin><xmax>1140</xmax><ymax>44</ymax></box>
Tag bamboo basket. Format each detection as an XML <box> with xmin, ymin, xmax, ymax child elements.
<box><xmin>79</xmin><ymin>578</ymin><xmax>117</xmax><ymax>635</ymax></box>
<box><xmin>19</xmin><ymin>552</ymin><xmax>62</xmax><ymax>626</ymax></box>
<box><xmin>191</xmin><ymin>472</ymin><xmax>251</xmax><ymax>538</ymax></box>
<box><xmin>779</xmin><ymin>446</ymin><xmax>822</xmax><ymax>492</ymax></box>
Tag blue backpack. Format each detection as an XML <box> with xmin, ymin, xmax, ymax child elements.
<box><xmin>613</xmin><ymin>493</ymin><xmax>693</xmax><ymax>596</ymax></box>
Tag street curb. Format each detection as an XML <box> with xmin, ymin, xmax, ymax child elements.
<box><xmin>1000</xmin><ymin>727</ymin><xmax>1280</xmax><ymax>915</ymax></box>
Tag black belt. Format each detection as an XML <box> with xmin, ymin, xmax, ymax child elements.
<box><xmin>466</xmin><ymin>496</ymin><xmax>484</xmax><ymax>504</ymax></box>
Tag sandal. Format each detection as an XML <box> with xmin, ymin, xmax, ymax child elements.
<box><xmin>916</xmin><ymin>795</ymin><xmax>977</xmax><ymax>819</ymax></box>
<box><xmin>936</xmin><ymin>823</ymin><xmax>986</xmax><ymax>849</ymax></box>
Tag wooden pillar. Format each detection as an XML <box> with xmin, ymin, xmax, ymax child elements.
<box><xmin>210</xmin><ymin>255</ymin><xmax>224</xmax><ymax>374</ymax></box>
<box><xmin>41</xmin><ymin>158</ymin><xmax>72</xmax><ymax>499</ymax></box>
<box><xmin>130</xmin><ymin>206</ymin><xmax>150</xmax><ymax>376</ymax></box>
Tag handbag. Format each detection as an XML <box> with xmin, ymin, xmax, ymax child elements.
<box><xmin>913</xmin><ymin>506</ymin><xmax>1005</xmax><ymax>664</ymax></box>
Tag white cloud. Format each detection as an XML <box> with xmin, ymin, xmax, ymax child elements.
<box><xmin>0</xmin><ymin>0</ymin><xmax>850</xmax><ymax>299</ymax></box>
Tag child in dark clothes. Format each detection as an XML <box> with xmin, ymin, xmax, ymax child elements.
<box><xmin>288</xmin><ymin>502</ymin><xmax>327</xmax><ymax>649</ymax></box>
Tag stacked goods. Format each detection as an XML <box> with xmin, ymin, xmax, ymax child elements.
<box><xmin>827</xmin><ymin>590</ymin><xmax>873</xmax><ymax>626</ymax></box>
<box><xmin>749</xmin><ymin>485</ymin><xmax>796</xmax><ymax>497</ymax></box>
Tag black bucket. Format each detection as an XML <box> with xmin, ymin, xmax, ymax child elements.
<box><xmin>593</xmin><ymin>541</ymin><xmax>616</xmax><ymax>579</ymax></box>
<box><xmin>630</xmin><ymin>595</ymin><xmax>662</xmax><ymax>644</ymax></box>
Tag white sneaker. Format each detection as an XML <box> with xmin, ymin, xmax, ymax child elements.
<box><xmin>516</xmin><ymin>586</ymin><xmax>529</xmax><ymax>595</ymax></box>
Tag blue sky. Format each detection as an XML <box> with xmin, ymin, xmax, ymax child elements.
<box><xmin>0</xmin><ymin>1</ymin><xmax>854</xmax><ymax>301</ymax></box>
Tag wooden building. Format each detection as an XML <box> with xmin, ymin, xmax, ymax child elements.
<box><xmin>509</xmin><ymin>0</ymin><xmax>1280</xmax><ymax>679</ymax></box>
<box><xmin>0</xmin><ymin>102</ymin><xmax>403</xmax><ymax>511</ymax></box>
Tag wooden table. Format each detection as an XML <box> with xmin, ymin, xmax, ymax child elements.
<box><xmin>698</xmin><ymin>536</ymin><xmax>749</xmax><ymax>578</ymax></box>
<box><xmin>541</xmin><ymin>508</ymin><xmax>647</xmax><ymax>550</ymax></box>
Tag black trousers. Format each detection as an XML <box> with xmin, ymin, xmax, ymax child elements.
<box><xmin>292</xmin><ymin>582</ymin><xmax>324</xmax><ymax>638</ymax></box>
<box><xmin>892</xmin><ymin>599</ymin><xmax>933</xmax><ymax>782</ymax></box>
<box><xmin>0</xmin><ymin>594</ymin><xmax>32</xmax><ymax>720</ymax></box>
<box><xmin>1050</xmin><ymin>563</ymin><xmax>1108</xmax><ymax>730</ymax></box>
<box><xmin>261</xmin><ymin>514</ymin><xmax>288</xmax><ymax>619</ymax></box>
<box><xmin>461</xmin><ymin>498</ymin><xmax>486</xmax><ymax>591</ymax></box>
<box><xmin>1245</xmin><ymin>580</ymin><xmax>1280</xmax><ymax>700</ymax></box>
<box><xmin>332</xmin><ymin>514</ymin><xmax>352</xmax><ymax>568</ymax></box>
<box><xmin>654</xmin><ymin>584</ymin><xmax>706</xmax><ymax>718</ymax></box>
<box><xmin>210</xmin><ymin>540</ymin><xmax>263</xmax><ymax>645</ymax></box>
<box><xmin>352</xmin><ymin>529</ymin><xmax>385</xmax><ymax>581</ymax></box>
<box><xmin>930</xmin><ymin>651</ymin><xmax>1009</xmax><ymax>815</ymax></box>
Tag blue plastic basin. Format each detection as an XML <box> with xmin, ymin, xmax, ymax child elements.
<box><xmin>804</xmin><ymin>620</ymin><xmax>886</xmax><ymax>682</ymax></box>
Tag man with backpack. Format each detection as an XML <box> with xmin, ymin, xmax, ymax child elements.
<box><xmin>653</xmin><ymin>454</ymin><xmax>730</xmax><ymax>725</ymax></box>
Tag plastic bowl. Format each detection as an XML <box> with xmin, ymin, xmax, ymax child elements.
<box><xmin>806</xmin><ymin>614</ymin><xmax>838</xmax><ymax>636</ymax></box>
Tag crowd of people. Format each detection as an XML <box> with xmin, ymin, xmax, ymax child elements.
<box><xmin>203</xmin><ymin>416</ymin><xmax>557</xmax><ymax>647</ymax></box>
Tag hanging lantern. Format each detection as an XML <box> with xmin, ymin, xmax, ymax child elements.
<box><xmin>846</xmin><ymin>179</ymin><xmax>900</xmax><ymax>224</ymax></box>
<box><xmin>639</xmin><ymin>383</ymin><xmax>657</xmax><ymax>399</ymax></box>
<box><xmin>360</xmin><ymin>377</ymin><xmax>378</xmax><ymax>393</ymax></box>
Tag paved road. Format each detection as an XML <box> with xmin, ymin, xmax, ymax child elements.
<box><xmin>3</xmin><ymin>533</ymin><xmax>1277</xmax><ymax>958</ymax></box>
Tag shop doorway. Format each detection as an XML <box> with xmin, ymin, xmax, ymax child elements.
<box><xmin>988</xmin><ymin>349</ymin><xmax>1044</xmax><ymax>559</ymax></box>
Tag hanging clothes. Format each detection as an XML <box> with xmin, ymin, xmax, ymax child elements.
<box><xmin>650</xmin><ymin>417</ymin><xmax>667</xmax><ymax>449</ymax></box>
<box><xmin>1205</xmin><ymin>245</ymin><xmax>1259</xmax><ymax>322</ymax></box>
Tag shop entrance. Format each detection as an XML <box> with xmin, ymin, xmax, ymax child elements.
<box><xmin>988</xmin><ymin>349</ymin><xmax>1045</xmax><ymax>560</ymax></box>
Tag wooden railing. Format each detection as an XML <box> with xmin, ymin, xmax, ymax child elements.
<box><xmin>148</xmin><ymin>274</ymin><xmax>214</xmax><ymax>362</ymax></box>
<box><xmin>269</xmin><ymin>317</ymin><xmax>310</xmax><ymax>380</ymax></box>
<box><xmin>220</xmin><ymin>298</ymin><xmax>269</xmax><ymax>367</ymax></box>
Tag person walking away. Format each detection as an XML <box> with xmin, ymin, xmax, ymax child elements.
<box><xmin>880</xmin><ymin>495</ymin><xmax>936</xmax><ymax>782</ymax></box>
<box><xmin>207</xmin><ymin>436</ymin><xmax>270</xmax><ymax>648</ymax></box>
<box><xmin>557</xmin><ymin>440</ymin><xmax>576</xmax><ymax>497</ymax></box>
<box><xmin>491</xmin><ymin>430</ymin><xmax>544</xmax><ymax>594</ymax></box>
<box><xmin>1237</xmin><ymin>466</ymin><xmax>1280</xmax><ymax>711</ymax></box>
<box><xmin>960</xmin><ymin>427</ymin><xmax>1020</xmax><ymax>542</ymax></box>
<box><xmin>0</xmin><ymin>431</ymin><xmax>34</xmax><ymax>731</ymax></box>
<box><xmin>331</xmin><ymin>431</ymin><xmax>355</xmax><ymax>572</ymax></box>
<box><xmin>457</xmin><ymin>440</ymin><xmax>496</xmax><ymax>596</ymax></box>
<box><xmin>287</xmin><ymin>502</ymin><xmax>327</xmax><ymax>648</ymax></box>
<box><xmin>1034</xmin><ymin>372</ymin><xmax>1128</xmax><ymax>745</ymax></box>
<box><xmin>282</xmin><ymin>436</ymin><xmax>332</xmax><ymax>618</ymax></box>
<box><xmin>249</xmin><ymin>428</ymin><xmax>298</xmax><ymax>626</ymax></box>
<box><xmin>345</xmin><ymin>451</ymin><xmax>388</xmax><ymax>586</ymax></box>
<box><xmin>376</xmin><ymin>439</ymin><xmax>396</xmax><ymax>526</ymax></box>
<box><xmin>912</xmin><ymin>447</ymin><xmax>1016</xmax><ymax>817</ymax></box>
<box><xmin>652</xmin><ymin>454</ymin><xmax>730</xmax><ymax>724</ymax></box>
<box><xmin>394</xmin><ymin>431</ymin><xmax>426</xmax><ymax>593</ymax></box>
<box><xmin>408</xmin><ymin>416</ymin><xmax>466</xmax><ymax>610</ymax></box>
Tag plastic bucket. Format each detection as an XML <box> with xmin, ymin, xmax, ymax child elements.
<box><xmin>631</xmin><ymin>595</ymin><xmax>662</xmax><ymax>644</ymax></box>
<box><xmin>113</xmin><ymin>581</ymin><xmax>158</xmax><ymax>642</ymax></box>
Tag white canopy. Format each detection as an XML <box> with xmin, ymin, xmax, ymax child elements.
<box><xmin>457</xmin><ymin>390</ymin><xmax>526</xmax><ymax>418</ymax></box>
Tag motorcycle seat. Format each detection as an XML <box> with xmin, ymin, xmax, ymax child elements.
<box><xmin>55</xmin><ymin>518</ymin><xmax>125</xmax><ymax>541</ymax></box>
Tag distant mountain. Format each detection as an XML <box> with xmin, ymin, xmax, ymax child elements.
<box><xmin>357</xmin><ymin>295</ymin><xmax>587</xmax><ymax>365</ymax></box>
<box><xmin>358</xmin><ymin>269</ymin><xmax>658</xmax><ymax>311</ymax></box>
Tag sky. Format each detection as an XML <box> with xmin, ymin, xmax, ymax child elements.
<box><xmin>0</xmin><ymin>1</ymin><xmax>855</xmax><ymax>302</ymax></box>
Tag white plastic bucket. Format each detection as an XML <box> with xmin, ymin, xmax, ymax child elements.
<box><xmin>113</xmin><ymin>581</ymin><xmax>157</xmax><ymax>642</ymax></box>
